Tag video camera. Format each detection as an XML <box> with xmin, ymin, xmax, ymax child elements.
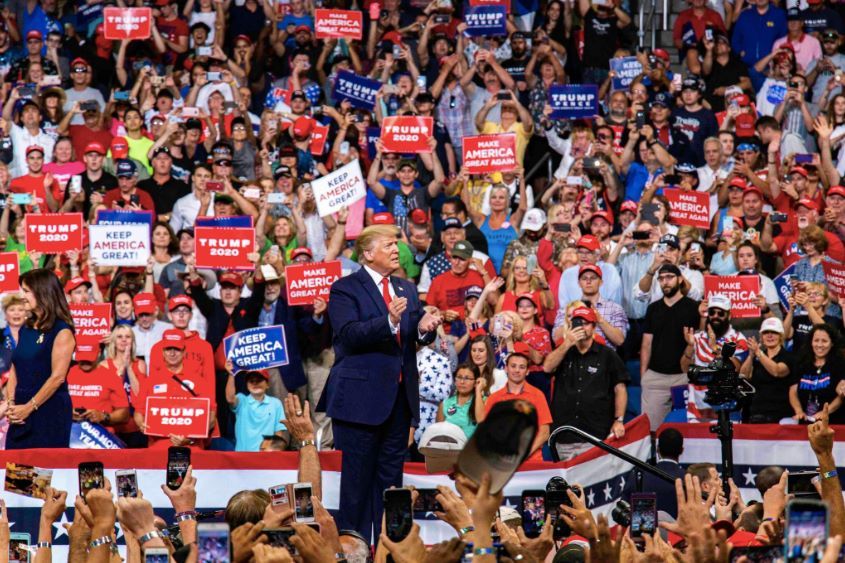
<box><xmin>686</xmin><ymin>342</ymin><xmax>754</xmax><ymax>410</ymax></box>
<box><xmin>546</xmin><ymin>477</ymin><xmax>581</xmax><ymax>540</ymax></box>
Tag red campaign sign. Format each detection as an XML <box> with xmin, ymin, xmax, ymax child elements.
<box><xmin>310</xmin><ymin>123</ymin><xmax>330</xmax><ymax>155</ymax></box>
<box><xmin>823</xmin><ymin>262</ymin><xmax>845</xmax><ymax>299</ymax></box>
<box><xmin>285</xmin><ymin>260</ymin><xmax>342</xmax><ymax>306</ymax></box>
<box><xmin>25</xmin><ymin>213</ymin><xmax>83</xmax><ymax>254</ymax></box>
<box><xmin>103</xmin><ymin>7</ymin><xmax>152</xmax><ymax>40</ymax></box>
<box><xmin>144</xmin><ymin>396</ymin><xmax>211</xmax><ymax>438</ymax></box>
<box><xmin>703</xmin><ymin>275</ymin><xmax>761</xmax><ymax>319</ymax></box>
<box><xmin>0</xmin><ymin>252</ymin><xmax>19</xmax><ymax>294</ymax></box>
<box><xmin>195</xmin><ymin>227</ymin><xmax>255</xmax><ymax>271</ymax></box>
<box><xmin>70</xmin><ymin>303</ymin><xmax>113</xmax><ymax>341</ymax></box>
<box><xmin>315</xmin><ymin>9</ymin><xmax>363</xmax><ymax>40</ymax></box>
<box><xmin>469</xmin><ymin>0</ymin><xmax>510</xmax><ymax>8</ymax></box>
<box><xmin>380</xmin><ymin>116</ymin><xmax>434</xmax><ymax>154</ymax></box>
<box><xmin>462</xmin><ymin>134</ymin><xmax>517</xmax><ymax>174</ymax></box>
<box><xmin>664</xmin><ymin>188</ymin><xmax>711</xmax><ymax>229</ymax></box>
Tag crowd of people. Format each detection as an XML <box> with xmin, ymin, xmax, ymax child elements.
<box><xmin>0</xmin><ymin>0</ymin><xmax>843</xmax><ymax>555</ymax></box>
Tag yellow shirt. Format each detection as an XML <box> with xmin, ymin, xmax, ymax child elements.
<box><xmin>480</xmin><ymin>120</ymin><xmax>532</xmax><ymax>165</ymax></box>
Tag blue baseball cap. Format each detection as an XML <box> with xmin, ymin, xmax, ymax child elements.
<box><xmin>650</xmin><ymin>92</ymin><xmax>673</xmax><ymax>108</ymax></box>
<box><xmin>116</xmin><ymin>159</ymin><xmax>137</xmax><ymax>178</ymax></box>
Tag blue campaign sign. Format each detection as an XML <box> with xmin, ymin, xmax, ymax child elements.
<box><xmin>69</xmin><ymin>421</ymin><xmax>126</xmax><ymax>449</ymax></box>
<box><xmin>96</xmin><ymin>209</ymin><xmax>154</xmax><ymax>227</ymax></box>
<box><xmin>224</xmin><ymin>325</ymin><xmax>290</xmax><ymax>372</ymax></box>
<box><xmin>333</xmin><ymin>71</ymin><xmax>382</xmax><ymax>110</ymax></box>
<box><xmin>773</xmin><ymin>263</ymin><xmax>796</xmax><ymax>311</ymax></box>
<box><xmin>464</xmin><ymin>6</ymin><xmax>507</xmax><ymax>37</ymax></box>
<box><xmin>366</xmin><ymin>126</ymin><xmax>381</xmax><ymax>160</ymax></box>
<box><xmin>610</xmin><ymin>57</ymin><xmax>643</xmax><ymax>91</ymax></box>
<box><xmin>548</xmin><ymin>84</ymin><xmax>599</xmax><ymax>119</ymax></box>
<box><xmin>195</xmin><ymin>215</ymin><xmax>254</xmax><ymax>228</ymax></box>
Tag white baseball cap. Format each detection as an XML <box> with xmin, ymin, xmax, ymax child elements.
<box><xmin>521</xmin><ymin>208</ymin><xmax>547</xmax><ymax>232</ymax></box>
<box><xmin>418</xmin><ymin>422</ymin><xmax>467</xmax><ymax>473</ymax></box>
<box><xmin>760</xmin><ymin>317</ymin><xmax>784</xmax><ymax>334</ymax></box>
<box><xmin>707</xmin><ymin>294</ymin><xmax>731</xmax><ymax>311</ymax></box>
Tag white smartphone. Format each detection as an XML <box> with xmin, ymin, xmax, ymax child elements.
<box><xmin>182</xmin><ymin>106</ymin><xmax>200</xmax><ymax>117</ymax></box>
<box><xmin>267</xmin><ymin>192</ymin><xmax>286</xmax><ymax>204</ymax></box>
<box><xmin>293</xmin><ymin>482</ymin><xmax>315</xmax><ymax>522</ymax></box>
<box><xmin>242</xmin><ymin>187</ymin><xmax>261</xmax><ymax>199</ymax></box>
<box><xmin>197</xmin><ymin>522</ymin><xmax>230</xmax><ymax>563</ymax></box>
<box><xmin>115</xmin><ymin>469</ymin><xmax>138</xmax><ymax>498</ymax></box>
<box><xmin>70</xmin><ymin>175</ymin><xmax>82</xmax><ymax>194</ymax></box>
<box><xmin>144</xmin><ymin>547</ymin><xmax>169</xmax><ymax>563</ymax></box>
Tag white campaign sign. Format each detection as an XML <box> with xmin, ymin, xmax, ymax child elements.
<box><xmin>311</xmin><ymin>159</ymin><xmax>366</xmax><ymax>217</ymax></box>
<box><xmin>88</xmin><ymin>223</ymin><xmax>151</xmax><ymax>266</ymax></box>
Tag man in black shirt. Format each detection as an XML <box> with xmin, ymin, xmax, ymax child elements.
<box><xmin>640</xmin><ymin>263</ymin><xmax>701</xmax><ymax>431</ymax></box>
<box><xmin>543</xmin><ymin>306</ymin><xmax>629</xmax><ymax>460</ymax></box>
<box><xmin>61</xmin><ymin>141</ymin><xmax>117</xmax><ymax>218</ymax></box>
<box><xmin>138</xmin><ymin>146</ymin><xmax>191</xmax><ymax>223</ymax></box>
<box><xmin>578</xmin><ymin>0</ymin><xmax>632</xmax><ymax>85</ymax></box>
<box><xmin>702</xmin><ymin>31</ymin><xmax>752</xmax><ymax>112</ymax></box>
<box><xmin>502</xmin><ymin>31</ymin><xmax>531</xmax><ymax>94</ymax></box>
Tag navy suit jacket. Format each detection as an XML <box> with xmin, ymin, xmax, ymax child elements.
<box><xmin>324</xmin><ymin>267</ymin><xmax>434</xmax><ymax>427</ymax></box>
<box><xmin>641</xmin><ymin>460</ymin><xmax>685</xmax><ymax>517</ymax></box>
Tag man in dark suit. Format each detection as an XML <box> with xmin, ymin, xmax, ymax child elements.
<box><xmin>324</xmin><ymin>225</ymin><xmax>442</xmax><ymax>541</ymax></box>
<box><xmin>641</xmin><ymin>428</ymin><xmax>686</xmax><ymax>517</ymax></box>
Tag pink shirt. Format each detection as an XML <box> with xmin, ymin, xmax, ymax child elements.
<box><xmin>773</xmin><ymin>33</ymin><xmax>822</xmax><ymax>73</ymax></box>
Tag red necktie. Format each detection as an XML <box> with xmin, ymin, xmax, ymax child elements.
<box><xmin>382</xmin><ymin>277</ymin><xmax>402</xmax><ymax>381</ymax></box>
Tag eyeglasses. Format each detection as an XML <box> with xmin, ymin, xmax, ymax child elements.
<box><xmin>707</xmin><ymin>308</ymin><xmax>728</xmax><ymax>318</ymax></box>
<box><xmin>455</xmin><ymin>376</ymin><xmax>475</xmax><ymax>382</ymax></box>
<box><xmin>215</xmin><ymin>160</ymin><xmax>232</xmax><ymax>167</ymax></box>
<box><xmin>232</xmin><ymin>125</ymin><xmax>246</xmax><ymax>132</ymax></box>
<box><xmin>73</xmin><ymin>67</ymin><xmax>88</xmax><ymax>73</ymax></box>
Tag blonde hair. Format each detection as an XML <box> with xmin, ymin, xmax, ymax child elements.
<box><xmin>106</xmin><ymin>324</ymin><xmax>137</xmax><ymax>361</ymax></box>
<box><xmin>1</xmin><ymin>293</ymin><xmax>25</xmax><ymax>311</ymax></box>
<box><xmin>355</xmin><ymin>225</ymin><xmax>401</xmax><ymax>265</ymax></box>
<box><xmin>505</xmin><ymin>255</ymin><xmax>540</xmax><ymax>292</ymax></box>
<box><xmin>497</xmin><ymin>310</ymin><xmax>524</xmax><ymax>340</ymax></box>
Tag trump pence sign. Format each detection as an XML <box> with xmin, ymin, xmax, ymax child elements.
<box><xmin>311</xmin><ymin>159</ymin><xmax>366</xmax><ymax>218</ymax></box>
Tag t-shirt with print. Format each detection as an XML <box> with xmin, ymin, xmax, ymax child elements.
<box><xmin>582</xmin><ymin>9</ymin><xmax>620</xmax><ymax>68</ymax></box>
<box><xmin>426</xmin><ymin>269</ymin><xmax>486</xmax><ymax>321</ymax></box>
<box><xmin>67</xmin><ymin>364</ymin><xmax>130</xmax><ymax>414</ymax></box>
<box><xmin>671</xmin><ymin>106</ymin><xmax>718</xmax><ymax>166</ymax></box>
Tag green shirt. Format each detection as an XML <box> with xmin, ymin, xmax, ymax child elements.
<box><xmin>5</xmin><ymin>238</ymin><xmax>45</xmax><ymax>273</ymax></box>
<box><xmin>442</xmin><ymin>394</ymin><xmax>478</xmax><ymax>439</ymax></box>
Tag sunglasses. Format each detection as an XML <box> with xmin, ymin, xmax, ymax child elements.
<box><xmin>215</xmin><ymin>160</ymin><xmax>232</xmax><ymax>166</ymax></box>
<box><xmin>707</xmin><ymin>308</ymin><xmax>728</xmax><ymax>318</ymax></box>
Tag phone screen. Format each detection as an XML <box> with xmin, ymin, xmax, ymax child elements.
<box><xmin>294</xmin><ymin>483</ymin><xmax>314</xmax><ymax>522</ymax></box>
<box><xmin>630</xmin><ymin>493</ymin><xmax>657</xmax><ymax>537</ymax></box>
<box><xmin>520</xmin><ymin>490</ymin><xmax>546</xmax><ymax>537</ymax></box>
<box><xmin>269</xmin><ymin>484</ymin><xmax>289</xmax><ymax>513</ymax></box>
<box><xmin>785</xmin><ymin>500</ymin><xmax>828</xmax><ymax>562</ymax></box>
<box><xmin>167</xmin><ymin>446</ymin><xmax>191</xmax><ymax>490</ymax></box>
<box><xmin>788</xmin><ymin>471</ymin><xmax>820</xmax><ymax>498</ymax></box>
<box><xmin>729</xmin><ymin>545</ymin><xmax>784</xmax><ymax>563</ymax></box>
<box><xmin>383</xmin><ymin>488</ymin><xmax>413</xmax><ymax>542</ymax></box>
<box><xmin>413</xmin><ymin>488</ymin><xmax>443</xmax><ymax>517</ymax></box>
<box><xmin>115</xmin><ymin>470</ymin><xmax>138</xmax><ymax>498</ymax></box>
<box><xmin>198</xmin><ymin>523</ymin><xmax>230</xmax><ymax>563</ymax></box>
<box><xmin>264</xmin><ymin>528</ymin><xmax>297</xmax><ymax>553</ymax></box>
<box><xmin>144</xmin><ymin>550</ymin><xmax>170</xmax><ymax>563</ymax></box>
<box><xmin>9</xmin><ymin>534</ymin><xmax>30</xmax><ymax>563</ymax></box>
<box><xmin>78</xmin><ymin>462</ymin><xmax>104</xmax><ymax>498</ymax></box>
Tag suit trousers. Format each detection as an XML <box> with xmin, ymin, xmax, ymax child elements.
<box><xmin>333</xmin><ymin>384</ymin><xmax>411</xmax><ymax>543</ymax></box>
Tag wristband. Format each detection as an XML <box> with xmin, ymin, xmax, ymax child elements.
<box><xmin>175</xmin><ymin>513</ymin><xmax>197</xmax><ymax>523</ymax></box>
<box><xmin>138</xmin><ymin>530</ymin><xmax>163</xmax><ymax>545</ymax></box>
<box><xmin>298</xmin><ymin>439</ymin><xmax>317</xmax><ymax>448</ymax></box>
<box><xmin>474</xmin><ymin>547</ymin><xmax>496</xmax><ymax>556</ymax></box>
<box><xmin>89</xmin><ymin>536</ymin><xmax>113</xmax><ymax>550</ymax></box>
<box><xmin>459</xmin><ymin>525</ymin><xmax>475</xmax><ymax>536</ymax></box>
<box><xmin>822</xmin><ymin>469</ymin><xmax>838</xmax><ymax>480</ymax></box>
<box><xmin>35</xmin><ymin>541</ymin><xmax>51</xmax><ymax>550</ymax></box>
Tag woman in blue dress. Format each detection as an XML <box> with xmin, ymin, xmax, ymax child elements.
<box><xmin>5</xmin><ymin>268</ymin><xmax>76</xmax><ymax>449</ymax></box>
<box><xmin>468</xmin><ymin>184</ymin><xmax>527</xmax><ymax>274</ymax></box>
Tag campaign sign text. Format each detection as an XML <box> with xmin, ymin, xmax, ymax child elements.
<box><xmin>315</xmin><ymin>9</ymin><xmax>363</xmax><ymax>39</ymax></box>
<box><xmin>703</xmin><ymin>276</ymin><xmax>761</xmax><ymax>318</ymax></box>
<box><xmin>462</xmin><ymin>134</ymin><xmax>517</xmax><ymax>174</ymax></box>
<box><xmin>610</xmin><ymin>57</ymin><xmax>643</xmax><ymax>91</ymax></box>
<box><xmin>548</xmin><ymin>84</ymin><xmax>599</xmax><ymax>119</ymax></box>
<box><xmin>468</xmin><ymin>0</ymin><xmax>510</xmax><ymax>9</ymax></box>
<box><xmin>464</xmin><ymin>6</ymin><xmax>507</xmax><ymax>36</ymax></box>
<box><xmin>286</xmin><ymin>261</ymin><xmax>342</xmax><ymax>305</ymax></box>
<box><xmin>380</xmin><ymin>116</ymin><xmax>434</xmax><ymax>153</ymax></box>
<box><xmin>144</xmin><ymin>397</ymin><xmax>211</xmax><ymax>438</ymax></box>
<box><xmin>823</xmin><ymin>262</ymin><xmax>845</xmax><ymax>299</ymax></box>
<box><xmin>195</xmin><ymin>215</ymin><xmax>254</xmax><ymax>228</ymax></box>
<box><xmin>774</xmin><ymin>263</ymin><xmax>796</xmax><ymax>310</ymax></box>
<box><xmin>664</xmin><ymin>188</ymin><xmax>711</xmax><ymax>229</ymax></box>
<box><xmin>311</xmin><ymin>122</ymin><xmax>330</xmax><ymax>155</ymax></box>
<box><xmin>70</xmin><ymin>303</ymin><xmax>113</xmax><ymax>341</ymax></box>
<box><xmin>366</xmin><ymin>127</ymin><xmax>381</xmax><ymax>160</ymax></box>
<box><xmin>103</xmin><ymin>7</ymin><xmax>152</xmax><ymax>40</ymax></box>
<box><xmin>224</xmin><ymin>325</ymin><xmax>290</xmax><ymax>372</ymax></box>
<box><xmin>333</xmin><ymin>71</ymin><xmax>381</xmax><ymax>110</ymax></box>
<box><xmin>25</xmin><ymin>213</ymin><xmax>83</xmax><ymax>254</ymax></box>
<box><xmin>69</xmin><ymin>422</ymin><xmax>126</xmax><ymax>449</ymax></box>
<box><xmin>96</xmin><ymin>209</ymin><xmax>154</xmax><ymax>228</ymax></box>
<box><xmin>195</xmin><ymin>227</ymin><xmax>255</xmax><ymax>270</ymax></box>
<box><xmin>89</xmin><ymin>224</ymin><xmax>151</xmax><ymax>266</ymax></box>
<box><xmin>0</xmin><ymin>252</ymin><xmax>19</xmax><ymax>294</ymax></box>
<box><xmin>311</xmin><ymin>159</ymin><xmax>366</xmax><ymax>217</ymax></box>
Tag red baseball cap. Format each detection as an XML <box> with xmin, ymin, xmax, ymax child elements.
<box><xmin>64</xmin><ymin>276</ymin><xmax>91</xmax><ymax>293</ymax></box>
<box><xmin>110</xmin><ymin>137</ymin><xmax>129</xmax><ymax>159</ymax></box>
<box><xmin>292</xmin><ymin>116</ymin><xmax>314</xmax><ymax>138</ymax></box>
<box><xmin>234</xmin><ymin>34</ymin><xmax>252</xmax><ymax>45</ymax></box>
<box><xmin>576</xmin><ymin>235</ymin><xmax>600</xmax><ymax>252</ymax></box>
<box><xmin>620</xmin><ymin>201</ymin><xmax>638</xmax><ymax>214</ymax></box>
<box><xmin>70</xmin><ymin>57</ymin><xmax>89</xmax><ymax>69</ymax></box>
<box><xmin>25</xmin><ymin>145</ymin><xmax>44</xmax><ymax>156</ymax></box>
<box><xmin>795</xmin><ymin>198</ymin><xmax>819</xmax><ymax>211</ymax></box>
<box><xmin>162</xmin><ymin>329</ymin><xmax>186</xmax><ymax>350</ymax></box>
<box><xmin>291</xmin><ymin>247</ymin><xmax>313</xmax><ymax>260</ymax></box>
<box><xmin>653</xmin><ymin>48</ymin><xmax>670</xmax><ymax>62</ymax></box>
<box><xmin>735</xmin><ymin>94</ymin><xmax>751</xmax><ymax>107</ymax></box>
<box><xmin>515</xmin><ymin>293</ymin><xmax>538</xmax><ymax>307</ymax></box>
<box><xmin>828</xmin><ymin>186</ymin><xmax>845</xmax><ymax>198</ymax></box>
<box><xmin>509</xmin><ymin>341</ymin><xmax>532</xmax><ymax>359</ymax></box>
<box><xmin>25</xmin><ymin>30</ymin><xmax>42</xmax><ymax>41</ymax></box>
<box><xmin>84</xmin><ymin>142</ymin><xmax>106</xmax><ymax>155</ymax></box>
<box><xmin>242</xmin><ymin>369</ymin><xmax>271</xmax><ymax>380</ymax></box>
<box><xmin>219</xmin><ymin>272</ymin><xmax>244</xmax><ymax>288</ymax></box>
<box><xmin>294</xmin><ymin>24</ymin><xmax>312</xmax><ymax>34</ymax></box>
<box><xmin>589</xmin><ymin>210</ymin><xmax>613</xmax><ymax>225</ymax></box>
<box><xmin>168</xmin><ymin>294</ymin><xmax>194</xmax><ymax>312</ymax></box>
<box><xmin>75</xmin><ymin>341</ymin><xmax>100</xmax><ymax>363</ymax></box>
<box><xmin>743</xmin><ymin>184</ymin><xmax>764</xmax><ymax>198</ymax></box>
<box><xmin>578</xmin><ymin>264</ymin><xmax>603</xmax><ymax>279</ymax></box>
<box><xmin>410</xmin><ymin>208</ymin><xmax>429</xmax><ymax>225</ymax></box>
<box><xmin>790</xmin><ymin>166</ymin><xmax>809</xmax><ymax>178</ymax></box>
<box><xmin>371</xmin><ymin>212</ymin><xmax>395</xmax><ymax>225</ymax></box>
<box><xmin>571</xmin><ymin>306</ymin><xmax>598</xmax><ymax>323</ymax></box>
<box><xmin>133</xmin><ymin>292</ymin><xmax>157</xmax><ymax>315</ymax></box>
<box><xmin>728</xmin><ymin>177</ymin><xmax>748</xmax><ymax>190</ymax></box>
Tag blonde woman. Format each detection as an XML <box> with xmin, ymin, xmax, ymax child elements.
<box><xmin>103</xmin><ymin>324</ymin><xmax>148</xmax><ymax>448</ymax></box>
<box><xmin>496</xmin><ymin>255</ymin><xmax>554</xmax><ymax>316</ymax></box>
